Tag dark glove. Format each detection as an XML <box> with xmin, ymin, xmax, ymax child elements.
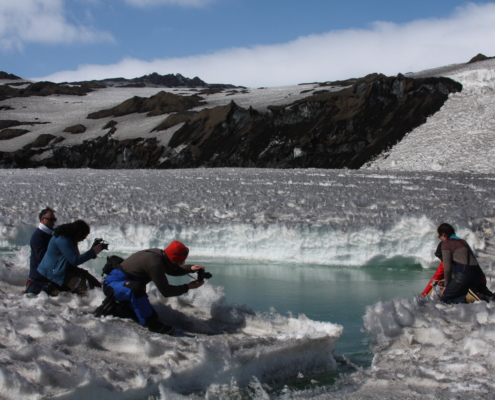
<box><xmin>81</xmin><ymin>269</ymin><xmax>102</xmax><ymax>289</ymax></box>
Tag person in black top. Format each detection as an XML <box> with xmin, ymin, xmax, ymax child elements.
<box><xmin>26</xmin><ymin>207</ymin><xmax>57</xmax><ymax>294</ymax></box>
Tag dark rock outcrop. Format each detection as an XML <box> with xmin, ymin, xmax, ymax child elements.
<box><xmin>160</xmin><ymin>74</ymin><xmax>462</xmax><ymax>169</ymax></box>
<box><xmin>87</xmin><ymin>91</ymin><xmax>205</xmax><ymax>119</ymax></box>
<box><xmin>72</xmin><ymin>73</ymin><xmax>238</xmax><ymax>89</ymax></box>
<box><xmin>0</xmin><ymin>72</ymin><xmax>22</xmax><ymax>80</ymax></box>
<box><xmin>0</xmin><ymin>81</ymin><xmax>93</xmax><ymax>102</ymax></box>
<box><xmin>23</xmin><ymin>134</ymin><xmax>57</xmax><ymax>149</ymax></box>
<box><xmin>468</xmin><ymin>53</ymin><xmax>495</xmax><ymax>64</ymax></box>
<box><xmin>151</xmin><ymin>111</ymin><xmax>196</xmax><ymax>132</ymax></box>
<box><xmin>1</xmin><ymin>134</ymin><xmax>163</xmax><ymax>169</ymax></box>
<box><xmin>0</xmin><ymin>129</ymin><xmax>30</xmax><ymax>140</ymax></box>
<box><xmin>0</xmin><ymin>120</ymin><xmax>22</xmax><ymax>130</ymax></box>
<box><xmin>63</xmin><ymin>124</ymin><xmax>86</xmax><ymax>134</ymax></box>
<box><xmin>103</xmin><ymin>120</ymin><xmax>118</xmax><ymax>135</ymax></box>
<box><xmin>0</xmin><ymin>120</ymin><xmax>50</xmax><ymax>130</ymax></box>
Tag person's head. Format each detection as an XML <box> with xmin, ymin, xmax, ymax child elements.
<box><xmin>437</xmin><ymin>223</ymin><xmax>455</xmax><ymax>241</ymax></box>
<box><xmin>39</xmin><ymin>207</ymin><xmax>57</xmax><ymax>230</ymax></box>
<box><xmin>165</xmin><ymin>241</ymin><xmax>189</xmax><ymax>266</ymax></box>
<box><xmin>54</xmin><ymin>219</ymin><xmax>90</xmax><ymax>243</ymax></box>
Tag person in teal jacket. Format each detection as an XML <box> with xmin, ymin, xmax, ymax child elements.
<box><xmin>38</xmin><ymin>220</ymin><xmax>103</xmax><ymax>295</ymax></box>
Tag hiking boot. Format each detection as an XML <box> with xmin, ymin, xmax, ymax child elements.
<box><xmin>146</xmin><ymin>320</ymin><xmax>175</xmax><ymax>335</ymax></box>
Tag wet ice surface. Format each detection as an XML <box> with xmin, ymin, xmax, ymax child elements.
<box><xmin>0</xmin><ymin>168</ymin><xmax>495</xmax><ymax>399</ymax></box>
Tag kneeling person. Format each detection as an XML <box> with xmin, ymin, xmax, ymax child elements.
<box><xmin>438</xmin><ymin>223</ymin><xmax>490</xmax><ymax>304</ymax></box>
<box><xmin>38</xmin><ymin>220</ymin><xmax>103</xmax><ymax>296</ymax></box>
<box><xmin>96</xmin><ymin>241</ymin><xmax>204</xmax><ymax>334</ymax></box>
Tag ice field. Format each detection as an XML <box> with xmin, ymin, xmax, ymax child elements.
<box><xmin>1</xmin><ymin>58</ymin><xmax>495</xmax><ymax>399</ymax></box>
<box><xmin>368</xmin><ymin>58</ymin><xmax>495</xmax><ymax>174</ymax></box>
<box><xmin>1</xmin><ymin>167</ymin><xmax>495</xmax><ymax>399</ymax></box>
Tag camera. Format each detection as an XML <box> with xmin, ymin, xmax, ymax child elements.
<box><xmin>197</xmin><ymin>269</ymin><xmax>212</xmax><ymax>282</ymax></box>
<box><xmin>93</xmin><ymin>238</ymin><xmax>109</xmax><ymax>250</ymax></box>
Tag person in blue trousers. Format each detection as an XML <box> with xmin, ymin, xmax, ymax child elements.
<box><xmin>96</xmin><ymin>241</ymin><xmax>204</xmax><ymax>335</ymax></box>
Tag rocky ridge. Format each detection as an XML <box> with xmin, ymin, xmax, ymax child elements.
<box><xmin>70</xmin><ymin>72</ymin><xmax>239</xmax><ymax>89</ymax></box>
<box><xmin>0</xmin><ymin>72</ymin><xmax>462</xmax><ymax>169</ymax></box>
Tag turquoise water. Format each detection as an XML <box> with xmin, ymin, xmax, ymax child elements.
<box><xmin>167</xmin><ymin>258</ymin><xmax>433</xmax><ymax>368</ymax></box>
<box><xmin>87</xmin><ymin>255</ymin><xmax>432</xmax><ymax>368</ymax></box>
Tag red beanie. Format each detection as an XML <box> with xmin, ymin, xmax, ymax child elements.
<box><xmin>165</xmin><ymin>241</ymin><xmax>189</xmax><ymax>264</ymax></box>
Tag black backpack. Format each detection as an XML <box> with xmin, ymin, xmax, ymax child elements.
<box><xmin>101</xmin><ymin>255</ymin><xmax>125</xmax><ymax>276</ymax></box>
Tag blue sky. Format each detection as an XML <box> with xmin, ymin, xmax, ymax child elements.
<box><xmin>2</xmin><ymin>0</ymin><xmax>495</xmax><ymax>87</ymax></box>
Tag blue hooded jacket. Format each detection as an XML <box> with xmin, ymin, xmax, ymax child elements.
<box><xmin>38</xmin><ymin>235</ymin><xmax>96</xmax><ymax>286</ymax></box>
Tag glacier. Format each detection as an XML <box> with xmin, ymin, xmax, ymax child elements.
<box><xmin>1</xmin><ymin>57</ymin><xmax>495</xmax><ymax>399</ymax></box>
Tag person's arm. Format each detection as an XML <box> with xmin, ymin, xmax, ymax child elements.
<box><xmin>166</xmin><ymin>263</ymin><xmax>194</xmax><ymax>276</ymax></box>
<box><xmin>57</xmin><ymin>236</ymin><xmax>96</xmax><ymax>266</ymax></box>
<box><xmin>149</xmin><ymin>266</ymin><xmax>189</xmax><ymax>297</ymax></box>
<box><xmin>422</xmin><ymin>262</ymin><xmax>444</xmax><ymax>297</ymax></box>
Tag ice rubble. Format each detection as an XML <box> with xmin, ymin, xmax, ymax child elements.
<box><xmin>0</xmin><ymin>168</ymin><xmax>493</xmax><ymax>268</ymax></box>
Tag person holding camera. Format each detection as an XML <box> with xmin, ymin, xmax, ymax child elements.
<box><xmin>37</xmin><ymin>219</ymin><xmax>104</xmax><ymax>296</ymax></box>
<box><xmin>95</xmin><ymin>240</ymin><xmax>205</xmax><ymax>335</ymax></box>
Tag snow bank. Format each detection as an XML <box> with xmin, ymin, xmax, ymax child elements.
<box><xmin>343</xmin><ymin>293</ymin><xmax>495</xmax><ymax>398</ymax></box>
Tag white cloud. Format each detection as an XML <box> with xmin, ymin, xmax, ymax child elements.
<box><xmin>123</xmin><ymin>0</ymin><xmax>213</xmax><ymax>7</ymax></box>
<box><xmin>34</xmin><ymin>2</ymin><xmax>495</xmax><ymax>87</ymax></box>
<box><xmin>0</xmin><ymin>0</ymin><xmax>114</xmax><ymax>51</ymax></box>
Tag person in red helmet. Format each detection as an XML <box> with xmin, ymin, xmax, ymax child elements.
<box><xmin>95</xmin><ymin>241</ymin><xmax>205</xmax><ymax>334</ymax></box>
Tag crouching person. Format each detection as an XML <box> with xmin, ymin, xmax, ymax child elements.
<box><xmin>438</xmin><ymin>223</ymin><xmax>490</xmax><ymax>304</ymax></box>
<box><xmin>37</xmin><ymin>220</ymin><xmax>104</xmax><ymax>296</ymax></box>
<box><xmin>94</xmin><ymin>241</ymin><xmax>204</xmax><ymax>335</ymax></box>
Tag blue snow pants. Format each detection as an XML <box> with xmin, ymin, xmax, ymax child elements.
<box><xmin>103</xmin><ymin>269</ymin><xmax>154</xmax><ymax>325</ymax></box>
<box><xmin>440</xmin><ymin>263</ymin><xmax>485</xmax><ymax>304</ymax></box>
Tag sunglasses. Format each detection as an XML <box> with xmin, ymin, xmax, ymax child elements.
<box><xmin>43</xmin><ymin>217</ymin><xmax>57</xmax><ymax>222</ymax></box>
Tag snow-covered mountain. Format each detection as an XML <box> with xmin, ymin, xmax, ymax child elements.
<box><xmin>0</xmin><ymin>66</ymin><xmax>466</xmax><ymax>170</ymax></box>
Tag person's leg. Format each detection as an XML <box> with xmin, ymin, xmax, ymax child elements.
<box><xmin>102</xmin><ymin>270</ymin><xmax>154</xmax><ymax>324</ymax></box>
<box><xmin>63</xmin><ymin>267</ymin><xmax>88</xmax><ymax>296</ymax></box>
<box><xmin>25</xmin><ymin>280</ymin><xmax>49</xmax><ymax>295</ymax></box>
<box><xmin>440</xmin><ymin>265</ymin><xmax>470</xmax><ymax>304</ymax></box>
<box><xmin>98</xmin><ymin>270</ymin><xmax>174</xmax><ymax>334</ymax></box>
